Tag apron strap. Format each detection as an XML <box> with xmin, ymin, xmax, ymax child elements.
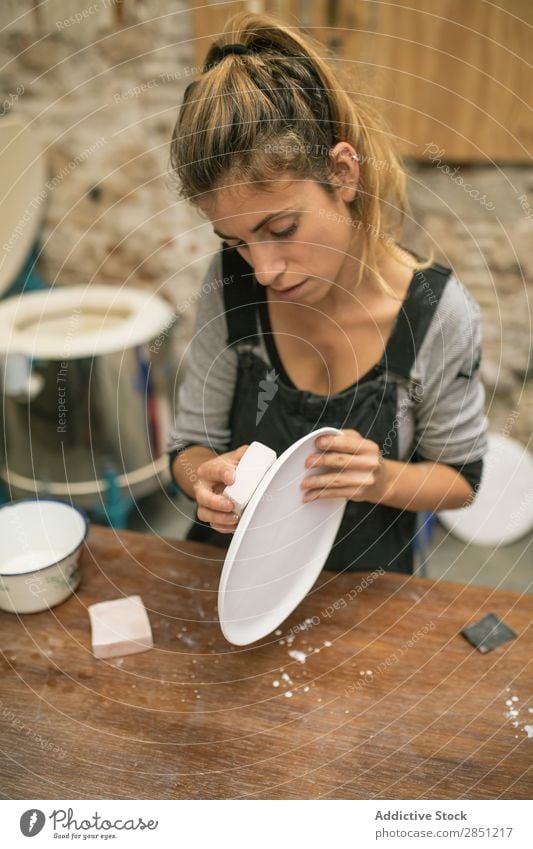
<box><xmin>383</xmin><ymin>262</ymin><xmax>451</xmax><ymax>379</ymax></box>
<box><xmin>221</xmin><ymin>242</ymin><xmax>259</xmax><ymax>346</ymax></box>
<box><xmin>222</xmin><ymin>241</ymin><xmax>451</xmax><ymax>375</ymax></box>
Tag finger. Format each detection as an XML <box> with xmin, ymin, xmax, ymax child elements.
<box><xmin>199</xmin><ymin>444</ymin><xmax>251</xmax><ymax>485</ymax></box>
<box><xmin>195</xmin><ymin>481</ymin><xmax>235</xmax><ymax>512</ymax></box>
<box><xmin>305</xmin><ymin>451</ymin><xmax>379</xmax><ymax>471</ymax></box>
<box><xmin>301</xmin><ymin>471</ymin><xmax>375</xmax><ymax>490</ymax></box>
<box><xmin>314</xmin><ymin>429</ymin><xmax>362</xmax><ymax>450</ymax></box>
<box><xmin>231</xmin><ymin>444</ymin><xmax>250</xmax><ymax>461</ymax></box>
<box><xmin>303</xmin><ymin>487</ymin><xmax>369</xmax><ymax>502</ymax></box>
<box><xmin>197</xmin><ymin>505</ymin><xmax>239</xmax><ymax>526</ymax></box>
<box><xmin>314</xmin><ymin>431</ymin><xmax>376</xmax><ymax>455</ymax></box>
<box><xmin>198</xmin><ymin>456</ymin><xmax>239</xmax><ymax>486</ymax></box>
<box><xmin>210</xmin><ymin>524</ymin><xmax>238</xmax><ymax>535</ymax></box>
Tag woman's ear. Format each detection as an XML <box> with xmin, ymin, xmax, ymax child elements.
<box><xmin>328</xmin><ymin>142</ymin><xmax>359</xmax><ymax>203</ymax></box>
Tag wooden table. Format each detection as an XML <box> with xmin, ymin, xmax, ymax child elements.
<box><xmin>0</xmin><ymin>525</ymin><xmax>531</xmax><ymax>799</ymax></box>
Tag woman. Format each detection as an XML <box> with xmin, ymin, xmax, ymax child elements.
<box><xmin>167</xmin><ymin>12</ymin><xmax>488</xmax><ymax>573</ymax></box>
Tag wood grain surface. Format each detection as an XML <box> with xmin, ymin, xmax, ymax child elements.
<box><xmin>0</xmin><ymin>525</ymin><xmax>531</xmax><ymax>800</ymax></box>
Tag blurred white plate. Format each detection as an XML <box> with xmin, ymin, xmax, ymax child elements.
<box><xmin>218</xmin><ymin>427</ymin><xmax>346</xmax><ymax>645</ymax></box>
<box><xmin>439</xmin><ymin>433</ymin><xmax>533</xmax><ymax>546</ymax></box>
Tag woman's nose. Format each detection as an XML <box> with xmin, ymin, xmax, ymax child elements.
<box><xmin>248</xmin><ymin>243</ymin><xmax>287</xmax><ymax>288</ymax></box>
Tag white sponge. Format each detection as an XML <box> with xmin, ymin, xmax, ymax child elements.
<box><xmin>88</xmin><ymin>595</ymin><xmax>153</xmax><ymax>659</ymax></box>
<box><xmin>223</xmin><ymin>441</ymin><xmax>277</xmax><ymax>516</ymax></box>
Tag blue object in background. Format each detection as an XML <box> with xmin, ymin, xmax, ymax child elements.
<box><xmin>412</xmin><ymin>511</ymin><xmax>438</xmax><ymax>575</ymax></box>
<box><xmin>2</xmin><ymin>239</ymin><xmax>48</xmax><ymax>298</ymax></box>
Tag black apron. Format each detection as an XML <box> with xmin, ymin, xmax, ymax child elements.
<box><xmin>187</xmin><ymin>243</ymin><xmax>451</xmax><ymax>574</ymax></box>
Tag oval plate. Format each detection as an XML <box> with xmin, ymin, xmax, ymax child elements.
<box><xmin>218</xmin><ymin>427</ymin><xmax>347</xmax><ymax>645</ymax></box>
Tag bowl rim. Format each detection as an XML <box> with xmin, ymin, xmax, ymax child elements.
<box><xmin>0</xmin><ymin>497</ymin><xmax>90</xmax><ymax>577</ymax></box>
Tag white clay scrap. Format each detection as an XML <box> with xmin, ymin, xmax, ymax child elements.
<box><xmin>288</xmin><ymin>649</ymin><xmax>307</xmax><ymax>663</ymax></box>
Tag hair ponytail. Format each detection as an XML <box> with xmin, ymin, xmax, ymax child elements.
<box><xmin>170</xmin><ymin>11</ymin><xmax>433</xmax><ymax>294</ymax></box>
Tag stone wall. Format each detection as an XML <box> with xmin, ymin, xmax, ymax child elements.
<box><xmin>0</xmin><ymin>0</ymin><xmax>216</xmax><ymax>355</ymax></box>
<box><xmin>405</xmin><ymin>161</ymin><xmax>533</xmax><ymax>446</ymax></box>
<box><xmin>1</xmin><ymin>1</ymin><xmax>531</xmax><ymax>444</ymax></box>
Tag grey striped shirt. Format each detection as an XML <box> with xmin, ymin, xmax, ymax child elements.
<box><xmin>168</xmin><ymin>251</ymin><xmax>489</xmax><ymax>469</ymax></box>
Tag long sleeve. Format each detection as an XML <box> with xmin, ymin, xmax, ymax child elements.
<box><xmin>167</xmin><ymin>251</ymin><xmax>239</xmax><ymax>457</ymax></box>
<box><xmin>413</xmin><ymin>274</ymin><xmax>489</xmax><ymax>467</ymax></box>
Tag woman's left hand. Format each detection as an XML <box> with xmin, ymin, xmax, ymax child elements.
<box><xmin>301</xmin><ymin>429</ymin><xmax>390</xmax><ymax>504</ymax></box>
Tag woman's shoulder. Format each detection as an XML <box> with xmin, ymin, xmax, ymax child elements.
<box><xmin>439</xmin><ymin>268</ymin><xmax>480</xmax><ymax>319</ymax></box>
<box><xmin>416</xmin><ymin>269</ymin><xmax>482</xmax><ymax>380</ymax></box>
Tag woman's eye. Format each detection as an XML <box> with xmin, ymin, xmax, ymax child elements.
<box><xmin>225</xmin><ymin>222</ymin><xmax>297</xmax><ymax>248</ymax></box>
<box><xmin>271</xmin><ymin>223</ymin><xmax>297</xmax><ymax>238</ymax></box>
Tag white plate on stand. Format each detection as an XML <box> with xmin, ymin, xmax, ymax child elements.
<box><xmin>218</xmin><ymin>427</ymin><xmax>347</xmax><ymax>645</ymax></box>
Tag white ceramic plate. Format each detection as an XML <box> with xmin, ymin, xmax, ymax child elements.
<box><xmin>439</xmin><ymin>433</ymin><xmax>533</xmax><ymax>546</ymax></box>
<box><xmin>218</xmin><ymin>427</ymin><xmax>347</xmax><ymax>645</ymax></box>
<box><xmin>0</xmin><ymin>285</ymin><xmax>174</xmax><ymax>359</ymax></box>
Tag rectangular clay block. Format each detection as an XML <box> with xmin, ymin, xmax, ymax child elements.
<box><xmin>88</xmin><ymin>595</ymin><xmax>153</xmax><ymax>659</ymax></box>
<box><xmin>223</xmin><ymin>441</ymin><xmax>277</xmax><ymax>516</ymax></box>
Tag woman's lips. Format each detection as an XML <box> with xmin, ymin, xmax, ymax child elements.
<box><xmin>272</xmin><ymin>278</ymin><xmax>309</xmax><ymax>300</ymax></box>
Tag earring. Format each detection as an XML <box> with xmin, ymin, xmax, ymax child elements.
<box><xmin>351</xmin><ymin>153</ymin><xmax>360</xmax><ymax>161</ymax></box>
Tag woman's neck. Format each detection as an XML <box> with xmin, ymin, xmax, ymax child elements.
<box><xmin>312</xmin><ymin>242</ymin><xmax>417</xmax><ymax>321</ymax></box>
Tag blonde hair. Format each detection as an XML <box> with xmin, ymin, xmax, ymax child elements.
<box><xmin>170</xmin><ymin>11</ymin><xmax>434</xmax><ymax>297</ymax></box>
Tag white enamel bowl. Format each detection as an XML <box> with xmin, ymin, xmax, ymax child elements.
<box><xmin>0</xmin><ymin>500</ymin><xmax>89</xmax><ymax>614</ymax></box>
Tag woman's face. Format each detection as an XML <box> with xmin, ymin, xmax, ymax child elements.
<box><xmin>199</xmin><ymin>153</ymin><xmax>361</xmax><ymax>308</ymax></box>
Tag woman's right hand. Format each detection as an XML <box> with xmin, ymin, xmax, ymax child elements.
<box><xmin>193</xmin><ymin>444</ymin><xmax>249</xmax><ymax>534</ymax></box>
